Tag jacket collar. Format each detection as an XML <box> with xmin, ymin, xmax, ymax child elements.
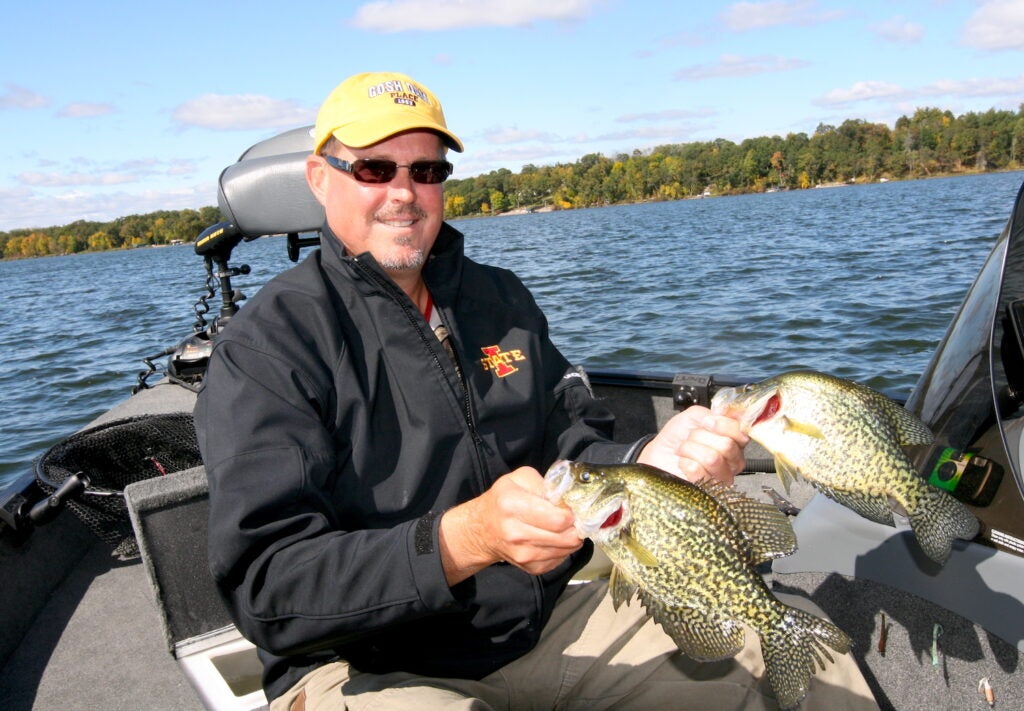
<box><xmin>318</xmin><ymin>221</ymin><xmax>466</xmax><ymax>302</ymax></box>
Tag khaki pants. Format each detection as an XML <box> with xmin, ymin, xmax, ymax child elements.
<box><xmin>271</xmin><ymin>580</ymin><xmax>878</xmax><ymax>711</ymax></box>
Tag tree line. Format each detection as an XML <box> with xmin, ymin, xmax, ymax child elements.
<box><xmin>3</xmin><ymin>105</ymin><xmax>1023</xmax><ymax>260</ymax></box>
<box><xmin>443</xmin><ymin>105</ymin><xmax>1024</xmax><ymax>216</ymax></box>
<box><xmin>1</xmin><ymin>207</ymin><xmax>223</xmax><ymax>260</ymax></box>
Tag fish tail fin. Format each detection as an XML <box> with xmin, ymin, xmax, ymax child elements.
<box><xmin>761</xmin><ymin>606</ymin><xmax>851</xmax><ymax>710</ymax></box>
<box><xmin>906</xmin><ymin>487</ymin><xmax>980</xmax><ymax>564</ymax></box>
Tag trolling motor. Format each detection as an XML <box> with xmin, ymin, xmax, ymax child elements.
<box><xmin>192</xmin><ymin>220</ymin><xmax>251</xmax><ymax>325</ymax></box>
<box><xmin>134</xmin><ymin>221</ymin><xmax>251</xmax><ymax>392</ymax></box>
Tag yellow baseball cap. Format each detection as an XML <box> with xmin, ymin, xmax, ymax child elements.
<box><xmin>313</xmin><ymin>72</ymin><xmax>463</xmax><ymax>154</ymax></box>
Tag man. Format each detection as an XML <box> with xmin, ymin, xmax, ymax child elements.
<box><xmin>195</xmin><ymin>72</ymin><xmax>877</xmax><ymax>710</ymax></box>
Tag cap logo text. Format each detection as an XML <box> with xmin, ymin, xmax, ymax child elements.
<box><xmin>367</xmin><ymin>81</ymin><xmax>432</xmax><ymax>105</ymax></box>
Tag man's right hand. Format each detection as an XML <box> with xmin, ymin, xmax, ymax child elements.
<box><xmin>438</xmin><ymin>467</ymin><xmax>583</xmax><ymax>585</ymax></box>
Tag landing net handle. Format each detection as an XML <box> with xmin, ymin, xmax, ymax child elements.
<box><xmin>34</xmin><ymin>413</ymin><xmax>202</xmax><ymax>553</ymax></box>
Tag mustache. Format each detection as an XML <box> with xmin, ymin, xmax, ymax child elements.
<box><xmin>374</xmin><ymin>206</ymin><xmax>429</xmax><ymax>222</ymax></box>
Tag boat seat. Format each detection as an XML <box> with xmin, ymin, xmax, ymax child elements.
<box><xmin>217</xmin><ymin>125</ymin><xmax>325</xmax><ymax>240</ymax></box>
<box><xmin>125</xmin><ymin>466</ymin><xmax>268</xmax><ymax>711</ymax></box>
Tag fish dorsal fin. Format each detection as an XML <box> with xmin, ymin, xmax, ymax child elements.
<box><xmin>698</xmin><ymin>479</ymin><xmax>798</xmax><ymax>564</ymax></box>
<box><xmin>886</xmin><ymin>402</ymin><xmax>934</xmax><ymax>446</ymax></box>
<box><xmin>782</xmin><ymin>415</ymin><xmax>825</xmax><ymax>439</ymax></box>
<box><xmin>851</xmin><ymin>378</ymin><xmax>934</xmax><ymax>446</ymax></box>
<box><xmin>638</xmin><ymin>591</ymin><xmax>745</xmax><ymax>661</ymax></box>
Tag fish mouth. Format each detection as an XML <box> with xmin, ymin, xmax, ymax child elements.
<box><xmin>577</xmin><ymin>496</ymin><xmax>629</xmax><ymax>538</ymax></box>
<box><xmin>543</xmin><ymin>460</ymin><xmax>630</xmax><ymax>539</ymax></box>
<box><xmin>751</xmin><ymin>392</ymin><xmax>781</xmax><ymax>427</ymax></box>
<box><xmin>712</xmin><ymin>386</ymin><xmax>780</xmax><ymax>433</ymax></box>
<box><xmin>544</xmin><ymin>460</ymin><xmax>575</xmax><ymax>504</ymax></box>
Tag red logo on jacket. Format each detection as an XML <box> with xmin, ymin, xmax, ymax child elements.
<box><xmin>480</xmin><ymin>345</ymin><xmax>526</xmax><ymax>377</ymax></box>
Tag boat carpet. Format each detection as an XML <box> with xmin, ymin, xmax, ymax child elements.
<box><xmin>0</xmin><ymin>532</ymin><xmax>204</xmax><ymax>710</ymax></box>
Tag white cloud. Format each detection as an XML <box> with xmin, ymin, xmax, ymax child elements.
<box><xmin>172</xmin><ymin>94</ymin><xmax>315</xmax><ymax>131</ymax></box>
<box><xmin>674</xmin><ymin>54</ymin><xmax>811</xmax><ymax>81</ymax></box>
<box><xmin>167</xmin><ymin>159</ymin><xmax>198</xmax><ymax>176</ymax></box>
<box><xmin>15</xmin><ymin>157</ymin><xmax>201</xmax><ymax>189</ymax></box>
<box><xmin>870</xmin><ymin>16</ymin><xmax>925</xmax><ymax>43</ymax></box>
<box><xmin>589</xmin><ymin>124</ymin><xmax>708</xmax><ymax>143</ymax></box>
<box><xmin>0</xmin><ymin>182</ymin><xmax>215</xmax><ymax>232</ymax></box>
<box><xmin>720</xmin><ymin>0</ymin><xmax>844</xmax><ymax>31</ymax></box>
<box><xmin>58</xmin><ymin>102</ymin><xmax>115</xmax><ymax>118</ymax></box>
<box><xmin>0</xmin><ymin>83</ymin><xmax>49</xmax><ymax>110</ymax></box>
<box><xmin>816</xmin><ymin>74</ymin><xmax>1024</xmax><ymax>107</ymax></box>
<box><xmin>616</xmin><ymin>108</ymin><xmax>716</xmax><ymax>123</ymax></box>
<box><xmin>920</xmin><ymin>74</ymin><xmax>1024</xmax><ymax>98</ymax></box>
<box><xmin>482</xmin><ymin>126</ymin><xmax>560</xmax><ymax>144</ymax></box>
<box><xmin>349</xmin><ymin>0</ymin><xmax>602</xmax><ymax>32</ymax></box>
<box><xmin>816</xmin><ymin>81</ymin><xmax>907</xmax><ymax>105</ymax></box>
<box><xmin>962</xmin><ymin>0</ymin><xmax>1024</xmax><ymax>51</ymax></box>
<box><xmin>18</xmin><ymin>171</ymin><xmax>139</xmax><ymax>188</ymax></box>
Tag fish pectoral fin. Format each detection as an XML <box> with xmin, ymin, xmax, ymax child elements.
<box><xmin>647</xmin><ymin>600</ymin><xmax>745</xmax><ymax>661</ymax></box>
<box><xmin>608</xmin><ymin>566</ymin><xmax>640</xmax><ymax>611</ymax></box>
<box><xmin>782</xmin><ymin>415</ymin><xmax>825</xmax><ymax>439</ymax></box>
<box><xmin>623</xmin><ymin>531</ymin><xmax>660</xmax><ymax>567</ymax></box>
<box><xmin>816</xmin><ymin>483</ymin><xmax>895</xmax><ymax>526</ymax></box>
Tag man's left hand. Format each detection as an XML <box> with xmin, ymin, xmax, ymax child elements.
<box><xmin>637</xmin><ymin>406</ymin><xmax>748</xmax><ymax>484</ymax></box>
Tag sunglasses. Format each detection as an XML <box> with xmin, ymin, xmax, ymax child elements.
<box><xmin>323</xmin><ymin>155</ymin><xmax>454</xmax><ymax>184</ymax></box>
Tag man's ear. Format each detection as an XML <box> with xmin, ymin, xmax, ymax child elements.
<box><xmin>306</xmin><ymin>154</ymin><xmax>328</xmax><ymax>206</ymax></box>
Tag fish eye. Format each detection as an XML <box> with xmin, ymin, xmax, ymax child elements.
<box><xmin>742</xmin><ymin>384</ymin><xmax>754</xmax><ymax>393</ymax></box>
<box><xmin>579</xmin><ymin>470</ymin><xmax>592</xmax><ymax>483</ymax></box>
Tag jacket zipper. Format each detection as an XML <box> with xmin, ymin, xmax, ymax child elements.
<box><xmin>351</xmin><ymin>258</ymin><xmax>490</xmax><ymax>490</ymax></box>
<box><xmin>353</xmin><ymin>257</ymin><xmax>547</xmax><ymax>619</ymax></box>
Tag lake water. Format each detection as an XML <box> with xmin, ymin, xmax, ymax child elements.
<box><xmin>1</xmin><ymin>171</ymin><xmax>1022</xmax><ymax>495</ymax></box>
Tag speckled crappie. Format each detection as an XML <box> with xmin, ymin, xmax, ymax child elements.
<box><xmin>711</xmin><ymin>370</ymin><xmax>979</xmax><ymax>564</ymax></box>
<box><xmin>544</xmin><ymin>460</ymin><xmax>850</xmax><ymax>710</ymax></box>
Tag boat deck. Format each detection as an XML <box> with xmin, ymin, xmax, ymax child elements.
<box><xmin>1</xmin><ymin>523</ymin><xmax>205</xmax><ymax>710</ymax></box>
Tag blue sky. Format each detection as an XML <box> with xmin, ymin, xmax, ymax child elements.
<box><xmin>2</xmin><ymin>0</ymin><xmax>1022</xmax><ymax>232</ymax></box>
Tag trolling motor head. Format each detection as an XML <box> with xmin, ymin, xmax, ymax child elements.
<box><xmin>194</xmin><ymin>220</ymin><xmax>243</xmax><ymax>260</ymax></box>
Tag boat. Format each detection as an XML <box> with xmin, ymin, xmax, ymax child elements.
<box><xmin>2</xmin><ymin>127</ymin><xmax>1023</xmax><ymax>711</ymax></box>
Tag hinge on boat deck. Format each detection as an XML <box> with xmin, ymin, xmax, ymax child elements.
<box><xmin>672</xmin><ymin>374</ymin><xmax>713</xmax><ymax>410</ymax></box>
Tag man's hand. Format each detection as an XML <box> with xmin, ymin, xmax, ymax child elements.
<box><xmin>438</xmin><ymin>467</ymin><xmax>583</xmax><ymax>585</ymax></box>
<box><xmin>637</xmin><ymin>406</ymin><xmax>748</xmax><ymax>485</ymax></box>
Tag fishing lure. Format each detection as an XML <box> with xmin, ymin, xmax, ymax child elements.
<box><xmin>877</xmin><ymin>612</ymin><xmax>889</xmax><ymax>656</ymax></box>
<box><xmin>931</xmin><ymin>623</ymin><xmax>943</xmax><ymax>666</ymax></box>
<box><xmin>978</xmin><ymin>677</ymin><xmax>995</xmax><ymax>708</ymax></box>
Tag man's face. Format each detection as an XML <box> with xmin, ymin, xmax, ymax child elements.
<box><xmin>308</xmin><ymin>130</ymin><xmax>446</xmax><ymax>278</ymax></box>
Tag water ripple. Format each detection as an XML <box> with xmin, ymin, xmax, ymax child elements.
<box><xmin>2</xmin><ymin>173</ymin><xmax>1022</xmax><ymax>493</ymax></box>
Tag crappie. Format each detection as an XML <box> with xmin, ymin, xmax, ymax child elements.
<box><xmin>544</xmin><ymin>460</ymin><xmax>850</xmax><ymax>710</ymax></box>
<box><xmin>711</xmin><ymin>370</ymin><xmax>979</xmax><ymax>564</ymax></box>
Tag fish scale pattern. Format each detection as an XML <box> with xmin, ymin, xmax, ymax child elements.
<box><xmin>547</xmin><ymin>461</ymin><xmax>850</xmax><ymax>709</ymax></box>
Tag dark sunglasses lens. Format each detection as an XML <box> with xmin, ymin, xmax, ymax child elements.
<box><xmin>351</xmin><ymin>160</ymin><xmax>397</xmax><ymax>183</ymax></box>
<box><xmin>410</xmin><ymin>161</ymin><xmax>453</xmax><ymax>184</ymax></box>
<box><xmin>344</xmin><ymin>159</ymin><xmax>452</xmax><ymax>184</ymax></box>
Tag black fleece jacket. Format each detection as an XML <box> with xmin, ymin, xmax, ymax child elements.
<box><xmin>195</xmin><ymin>222</ymin><xmax>635</xmax><ymax>701</ymax></box>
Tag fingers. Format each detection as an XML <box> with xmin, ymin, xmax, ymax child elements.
<box><xmin>439</xmin><ymin>468</ymin><xmax>583</xmax><ymax>584</ymax></box>
<box><xmin>640</xmin><ymin>409</ymin><xmax>748</xmax><ymax>485</ymax></box>
<box><xmin>497</xmin><ymin>467</ymin><xmax>577</xmax><ymax>534</ymax></box>
<box><xmin>684</xmin><ymin>415</ymin><xmax>748</xmax><ymax>483</ymax></box>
